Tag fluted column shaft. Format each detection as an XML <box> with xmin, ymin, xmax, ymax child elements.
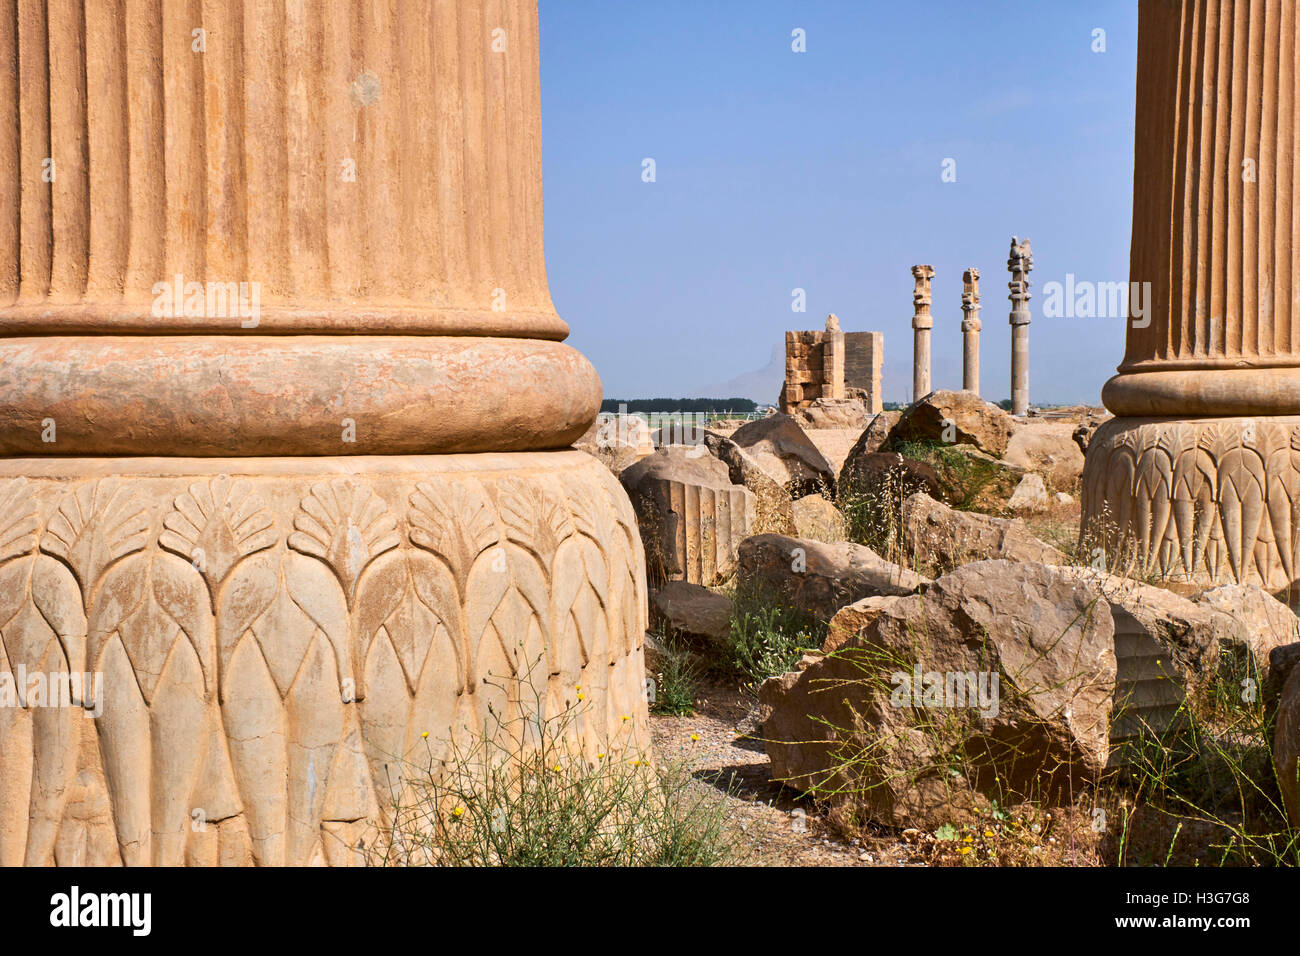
<box><xmin>1106</xmin><ymin>0</ymin><xmax>1300</xmax><ymax>415</ymax></box>
<box><xmin>0</xmin><ymin>0</ymin><xmax>561</xmax><ymax>337</ymax></box>
<box><xmin>0</xmin><ymin>0</ymin><xmax>598</xmax><ymax>456</ymax></box>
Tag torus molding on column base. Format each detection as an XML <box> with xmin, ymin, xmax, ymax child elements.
<box><xmin>0</xmin><ymin>336</ymin><xmax>600</xmax><ymax>456</ymax></box>
<box><xmin>1103</xmin><ymin>366</ymin><xmax>1300</xmax><ymax>417</ymax></box>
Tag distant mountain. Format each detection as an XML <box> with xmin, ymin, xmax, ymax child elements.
<box><xmin>687</xmin><ymin>343</ymin><xmax>783</xmax><ymax>405</ymax></box>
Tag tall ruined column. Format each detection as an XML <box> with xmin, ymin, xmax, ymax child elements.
<box><xmin>961</xmin><ymin>267</ymin><xmax>981</xmax><ymax>394</ymax></box>
<box><xmin>911</xmin><ymin>265</ymin><xmax>934</xmax><ymax>401</ymax></box>
<box><xmin>0</xmin><ymin>0</ymin><xmax>649</xmax><ymax>867</ymax></box>
<box><xmin>1007</xmin><ymin>238</ymin><xmax>1033</xmax><ymax>415</ymax></box>
<box><xmin>1084</xmin><ymin>0</ymin><xmax>1300</xmax><ymax>595</ymax></box>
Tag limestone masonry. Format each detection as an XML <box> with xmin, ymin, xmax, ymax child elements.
<box><xmin>781</xmin><ymin>315</ymin><xmax>882</xmax><ymax>415</ymax></box>
<box><xmin>0</xmin><ymin>0</ymin><xmax>649</xmax><ymax>866</ymax></box>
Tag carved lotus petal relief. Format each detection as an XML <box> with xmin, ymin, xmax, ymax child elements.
<box><xmin>497</xmin><ymin>477</ymin><xmax>573</xmax><ymax>565</ymax></box>
<box><xmin>289</xmin><ymin>479</ymin><xmax>400</xmax><ymax>606</ymax></box>
<box><xmin>0</xmin><ymin>478</ymin><xmax>38</xmax><ymax>565</ymax></box>
<box><xmin>42</xmin><ymin>481</ymin><xmax>149</xmax><ymax>602</ymax></box>
<box><xmin>408</xmin><ymin>478</ymin><xmax>499</xmax><ymax>588</ymax></box>
<box><xmin>159</xmin><ymin>476</ymin><xmax>277</xmax><ymax>601</ymax></box>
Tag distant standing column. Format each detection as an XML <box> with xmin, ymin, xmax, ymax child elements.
<box><xmin>1007</xmin><ymin>238</ymin><xmax>1033</xmax><ymax>415</ymax></box>
<box><xmin>961</xmin><ymin>267</ymin><xmax>981</xmax><ymax>394</ymax></box>
<box><xmin>911</xmin><ymin>264</ymin><xmax>935</xmax><ymax>401</ymax></box>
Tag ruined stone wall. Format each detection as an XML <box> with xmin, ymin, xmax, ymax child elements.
<box><xmin>781</xmin><ymin>327</ymin><xmax>882</xmax><ymax>414</ymax></box>
<box><xmin>780</xmin><ymin>330</ymin><xmax>838</xmax><ymax>412</ymax></box>
<box><xmin>844</xmin><ymin>331</ymin><xmax>883</xmax><ymax>414</ymax></box>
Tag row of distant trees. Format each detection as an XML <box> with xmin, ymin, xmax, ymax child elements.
<box><xmin>602</xmin><ymin>397</ymin><xmax>1020</xmax><ymax>414</ymax></box>
<box><xmin>884</xmin><ymin>399</ymin><xmax>1015</xmax><ymax>411</ymax></box>
<box><xmin>600</xmin><ymin>397</ymin><xmax>759</xmax><ymax>414</ymax></box>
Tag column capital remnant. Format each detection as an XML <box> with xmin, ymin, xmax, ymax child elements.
<box><xmin>961</xmin><ymin>267</ymin><xmax>982</xmax><ymax>333</ymax></box>
<box><xmin>910</xmin><ymin>264</ymin><xmax>935</xmax><ymax>330</ymax></box>
<box><xmin>1006</xmin><ymin>237</ymin><xmax>1033</xmax><ymax>327</ymax></box>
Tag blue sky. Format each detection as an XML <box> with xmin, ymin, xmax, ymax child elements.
<box><xmin>539</xmin><ymin>0</ymin><xmax>1138</xmax><ymax>406</ymax></box>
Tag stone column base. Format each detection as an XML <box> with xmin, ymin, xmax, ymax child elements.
<box><xmin>0</xmin><ymin>451</ymin><xmax>649</xmax><ymax>866</ymax></box>
<box><xmin>1082</xmin><ymin>416</ymin><xmax>1300</xmax><ymax>598</ymax></box>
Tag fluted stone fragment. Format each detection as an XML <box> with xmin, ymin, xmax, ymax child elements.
<box><xmin>620</xmin><ymin>447</ymin><xmax>755</xmax><ymax>587</ymax></box>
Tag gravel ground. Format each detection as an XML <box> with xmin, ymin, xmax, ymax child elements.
<box><xmin>651</xmin><ymin>678</ymin><xmax>926</xmax><ymax>866</ymax></box>
<box><xmin>649</xmin><ymin>678</ymin><xmax>1103</xmax><ymax>867</ymax></box>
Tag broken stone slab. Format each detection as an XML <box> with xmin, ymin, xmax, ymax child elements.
<box><xmin>804</xmin><ymin>429</ymin><xmax>867</xmax><ymax>478</ymax></box>
<box><xmin>1194</xmin><ymin>584</ymin><xmax>1300</xmax><ymax>723</ymax></box>
<box><xmin>653</xmin><ymin>426</ymin><xmax>798</xmax><ymax>536</ymax></box>
<box><xmin>1053</xmin><ymin>568</ymin><xmax>1255</xmax><ymax>740</ymax></box>
<box><xmin>651</xmin><ymin>580</ymin><xmax>734</xmax><ymax>651</ymax></box>
<box><xmin>736</xmin><ymin>533</ymin><xmax>928</xmax><ymax>626</ymax></box>
<box><xmin>621</xmin><ymin>445</ymin><xmax>755</xmax><ymax>586</ymax></box>
<box><xmin>729</xmin><ymin>414</ymin><xmax>837</xmax><ymax>499</ymax></box>
<box><xmin>901</xmin><ymin>492</ymin><xmax>1065</xmax><ymax>574</ymax></box>
<box><xmin>695</xmin><ymin>430</ymin><xmax>798</xmax><ymax>536</ymax></box>
<box><xmin>1007</xmin><ymin>473</ymin><xmax>1049</xmax><ymax>512</ymax></box>
<box><xmin>1003</xmin><ymin>422</ymin><xmax>1085</xmax><ymax>490</ymax></box>
<box><xmin>1193</xmin><ymin>584</ymin><xmax>1300</xmax><ymax>660</ymax></box>
<box><xmin>795</xmin><ymin>397</ymin><xmax>869</xmax><ymax>430</ymax></box>
<box><xmin>886</xmin><ymin>388</ymin><xmax>1017</xmax><ymax>457</ymax></box>
<box><xmin>759</xmin><ymin>560</ymin><xmax>1116</xmax><ymax>829</ymax></box>
<box><xmin>851</xmin><ymin>412</ymin><xmax>897</xmax><ymax>458</ymax></box>
<box><xmin>791</xmin><ymin>495</ymin><xmax>848</xmax><ymax>543</ymax></box>
<box><xmin>1275</xmin><ymin>664</ymin><xmax>1300</xmax><ymax>827</ymax></box>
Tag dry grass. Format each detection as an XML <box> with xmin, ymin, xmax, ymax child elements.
<box><xmin>367</xmin><ymin>661</ymin><xmax>740</xmax><ymax>867</ymax></box>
